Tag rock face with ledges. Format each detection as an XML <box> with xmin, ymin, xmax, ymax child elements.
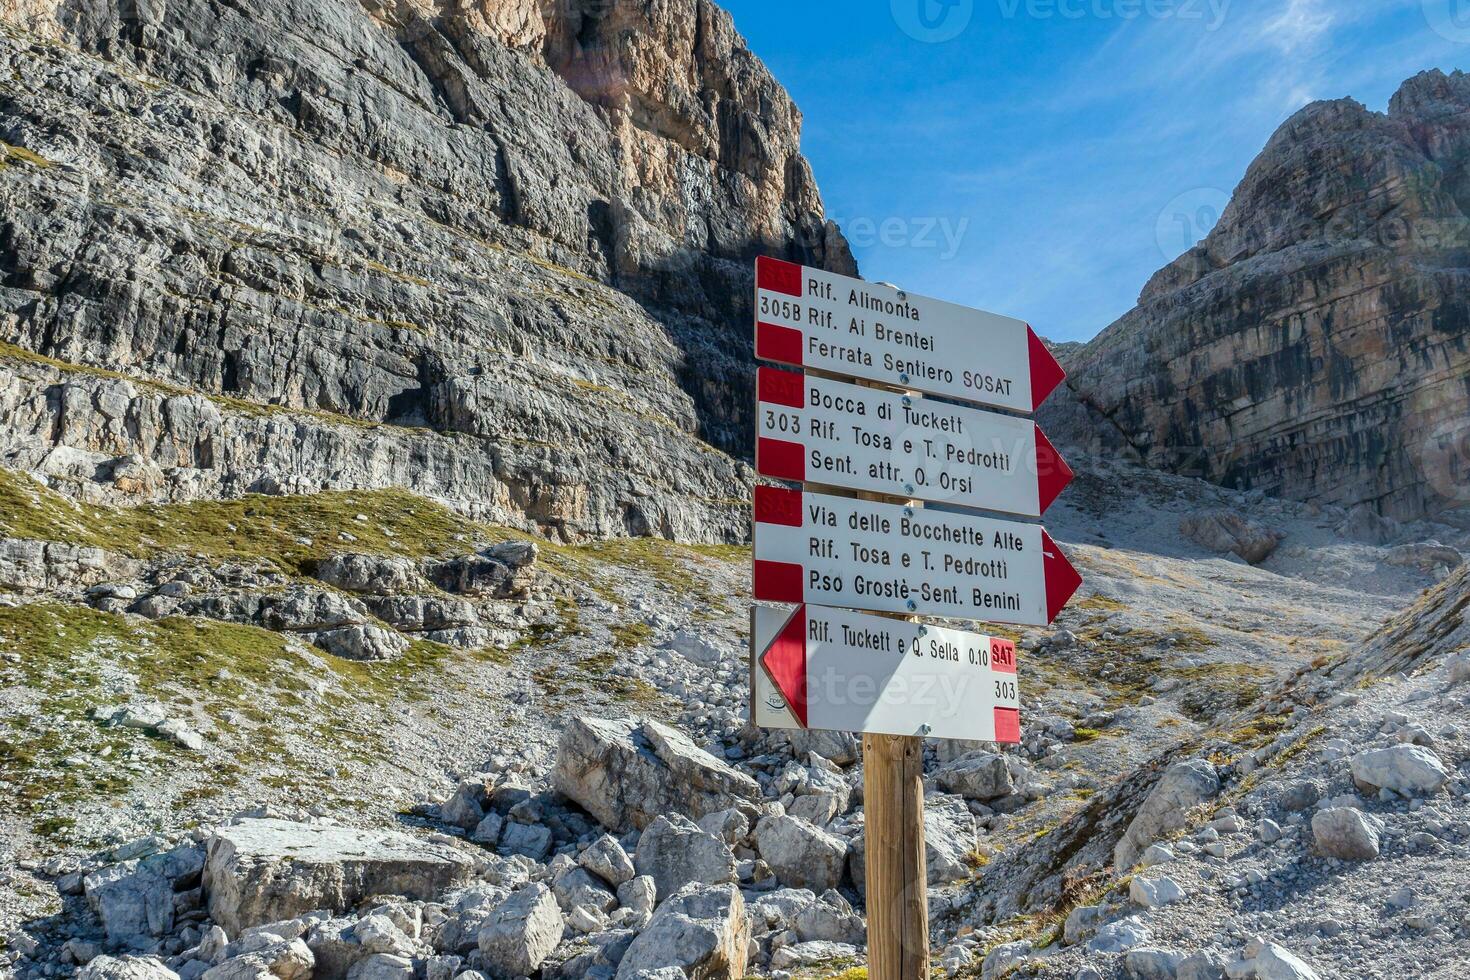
<box><xmin>0</xmin><ymin>536</ymin><xmax>140</xmax><ymax>590</ymax></box>
<box><xmin>0</xmin><ymin>0</ymin><xmax>854</xmax><ymax>541</ymax></box>
<box><xmin>1058</xmin><ymin>69</ymin><xmax>1470</xmax><ymax>522</ymax></box>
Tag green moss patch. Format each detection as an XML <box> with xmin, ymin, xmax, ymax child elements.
<box><xmin>574</xmin><ymin>537</ymin><xmax>738</xmax><ymax>613</ymax></box>
<box><xmin>0</xmin><ymin>140</ymin><xmax>52</xmax><ymax>169</ymax></box>
<box><xmin>1029</xmin><ymin>619</ymin><xmax>1263</xmax><ymax>717</ymax></box>
<box><xmin>0</xmin><ymin>601</ymin><xmax>471</xmax><ymax>846</ymax></box>
<box><xmin>483</xmin><ymin>524</ymin><xmax>743</xmax><ymax>612</ymax></box>
<box><xmin>611</xmin><ymin>621</ymin><xmax>654</xmax><ymax>650</ymax></box>
<box><xmin>0</xmin><ymin>467</ymin><xmax>482</xmax><ymax>575</ymax></box>
<box><xmin>1220</xmin><ymin>713</ymin><xmax>1291</xmax><ymax>749</ymax></box>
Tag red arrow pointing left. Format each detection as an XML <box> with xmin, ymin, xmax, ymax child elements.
<box><xmin>759</xmin><ymin>604</ymin><xmax>809</xmax><ymax>727</ymax></box>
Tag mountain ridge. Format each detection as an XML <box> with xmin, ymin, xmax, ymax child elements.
<box><xmin>1060</xmin><ymin>68</ymin><xmax>1470</xmax><ymax>524</ymax></box>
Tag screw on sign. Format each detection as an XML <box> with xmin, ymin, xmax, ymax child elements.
<box><xmin>748</xmin><ymin>255</ymin><xmax>1081</xmax><ymax>980</ymax></box>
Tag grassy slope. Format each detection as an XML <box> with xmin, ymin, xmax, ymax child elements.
<box><xmin>0</xmin><ymin>466</ymin><xmax>751</xmax><ymax>848</ymax></box>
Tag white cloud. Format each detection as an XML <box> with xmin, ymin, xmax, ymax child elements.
<box><xmin>1261</xmin><ymin>0</ymin><xmax>1334</xmax><ymax>53</ymax></box>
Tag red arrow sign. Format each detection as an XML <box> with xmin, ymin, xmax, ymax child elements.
<box><xmin>1034</xmin><ymin>425</ymin><xmax>1074</xmax><ymax>515</ymax></box>
<box><xmin>1042</xmin><ymin>529</ymin><xmax>1083</xmax><ymax>624</ymax></box>
<box><xmin>755</xmin><ymin>256</ymin><xmax>1066</xmax><ymax>413</ymax></box>
<box><xmin>756</xmin><ymin>367</ymin><xmax>1074</xmax><ymax>517</ymax></box>
<box><xmin>752</xmin><ymin>604</ymin><xmax>1023</xmax><ymax>742</ymax></box>
<box><xmin>759</xmin><ymin>604</ymin><xmax>810</xmax><ymax>727</ymax></box>
<box><xmin>1027</xmin><ymin>327</ymin><xmax>1067</xmax><ymax>414</ymax></box>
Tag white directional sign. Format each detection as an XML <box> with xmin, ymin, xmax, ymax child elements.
<box><xmin>752</xmin><ymin>485</ymin><xmax>1081</xmax><ymax>627</ymax></box>
<box><xmin>756</xmin><ymin>366</ymin><xmax>1073</xmax><ymax>517</ymax></box>
<box><xmin>751</xmin><ymin>604</ymin><xmax>1021</xmax><ymax>743</ymax></box>
<box><xmin>754</xmin><ymin>256</ymin><xmax>1066</xmax><ymax>413</ymax></box>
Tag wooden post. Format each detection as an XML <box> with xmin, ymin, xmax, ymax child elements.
<box><xmin>863</xmin><ymin>732</ymin><xmax>929</xmax><ymax>979</ymax></box>
<box><xmin>802</xmin><ymin>367</ymin><xmax>931</xmax><ymax>977</ymax></box>
<box><xmin>853</xmin><ymin>428</ymin><xmax>929</xmax><ymax>978</ymax></box>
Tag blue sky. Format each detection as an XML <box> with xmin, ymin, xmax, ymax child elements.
<box><xmin>721</xmin><ymin>0</ymin><xmax>1470</xmax><ymax>343</ymax></box>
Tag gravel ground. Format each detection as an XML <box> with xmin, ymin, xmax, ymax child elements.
<box><xmin>2</xmin><ymin>450</ymin><xmax>1465</xmax><ymax>975</ymax></box>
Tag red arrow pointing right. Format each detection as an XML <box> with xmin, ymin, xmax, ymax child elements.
<box><xmin>1042</xmin><ymin>530</ymin><xmax>1083</xmax><ymax>624</ymax></box>
<box><xmin>1034</xmin><ymin>424</ymin><xmax>1074</xmax><ymax>515</ymax></box>
<box><xmin>759</xmin><ymin>604</ymin><xmax>809</xmax><ymax>727</ymax></box>
<box><xmin>1028</xmin><ymin>326</ymin><xmax>1067</xmax><ymax>411</ymax></box>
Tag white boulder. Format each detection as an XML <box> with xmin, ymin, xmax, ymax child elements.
<box><xmin>753</xmin><ymin>815</ymin><xmax>847</xmax><ymax>893</ymax></box>
<box><xmin>935</xmin><ymin>752</ymin><xmax>1014</xmax><ymax>802</ymax></box>
<box><xmin>78</xmin><ymin>957</ymin><xmax>180</xmax><ymax>980</ymax></box>
<box><xmin>476</xmin><ymin>884</ymin><xmax>564</xmax><ymax>978</ymax></box>
<box><xmin>1311</xmin><ymin>807</ymin><xmax>1384</xmax><ymax>861</ymax></box>
<box><xmin>1114</xmin><ymin>760</ymin><xmax>1219</xmax><ymax>870</ymax></box>
<box><xmin>1130</xmin><ymin>875</ymin><xmax>1186</xmax><ymax>909</ymax></box>
<box><xmin>1254</xmin><ymin>943</ymin><xmax>1322</xmax><ymax>980</ymax></box>
<box><xmin>1350</xmin><ymin>745</ymin><xmax>1448</xmax><ymax>798</ymax></box>
<box><xmin>614</xmin><ymin>883</ymin><xmax>749</xmax><ymax>979</ymax></box>
<box><xmin>578</xmin><ymin>833</ymin><xmax>636</xmax><ymax>887</ymax></box>
<box><xmin>553</xmin><ymin>716</ymin><xmax>760</xmax><ymax>831</ymax></box>
<box><xmin>634</xmin><ymin>814</ymin><xmax>737</xmax><ymax>900</ymax></box>
<box><xmin>204</xmin><ymin>819</ymin><xmax>473</xmax><ymax>934</ymax></box>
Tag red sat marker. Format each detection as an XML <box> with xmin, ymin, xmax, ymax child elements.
<box><xmin>752</xmin><ymin>605</ymin><xmax>1024</xmax><ymax>744</ymax></box>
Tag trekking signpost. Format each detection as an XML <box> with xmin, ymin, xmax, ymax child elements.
<box><xmin>750</xmin><ymin>603</ymin><xmax>1022</xmax><ymax>743</ymax></box>
<box><xmin>753</xmin><ymin>255</ymin><xmax>1066</xmax><ymax>412</ymax></box>
<box><xmin>752</xmin><ymin>485</ymin><xmax>1081</xmax><ymax>627</ymax></box>
<box><xmin>748</xmin><ymin>256</ymin><xmax>1081</xmax><ymax>980</ymax></box>
<box><xmin>756</xmin><ymin>366</ymin><xmax>1073</xmax><ymax>517</ymax></box>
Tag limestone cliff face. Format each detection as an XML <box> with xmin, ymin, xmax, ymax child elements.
<box><xmin>1062</xmin><ymin>69</ymin><xmax>1470</xmax><ymax>522</ymax></box>
<box><xmin>0</xmin><ymin>0</ymin><xmax>853</xmax><ymax>540</ymax></box>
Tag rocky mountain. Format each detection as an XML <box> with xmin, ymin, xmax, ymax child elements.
<box><xmin>5</xmin><ymin>433</ymin><xmax>1467</xmax><ymax>980</ymax></box>
<box><xmin>0</xmin><ymin>0</ymin><xmax>853</xmax><ymax>542</ymax></box>
<box><xmin>4</xmin><ymin>3</ymin><xmax>1470</xmax><ymax>980</ymax></box>
<box><xmin>1059</xmin><ymin>69</ymin><xmax>1470</xmax><ymax>525</ymax></box>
